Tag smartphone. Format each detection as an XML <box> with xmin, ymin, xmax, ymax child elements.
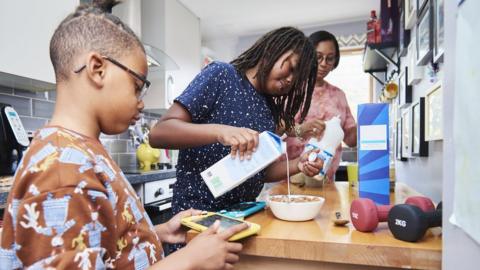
<box><xmin>181</xmin><ymin>212</ymin><xmax>260</xmax><ymax>241</ymax></box>
<box><xmin>218</xmin><ymin>201</ymin><xmax>266</xmax><ymax>219</ymax></box>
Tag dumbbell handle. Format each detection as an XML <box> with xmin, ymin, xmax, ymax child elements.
<box><xmin>376</xmin><ymin>205</ymin><xmax>392</xmax><ymax>221</ymax></box>
<box><xmin>375</xmin><ymin>197</ymin><xmax>434</xmax><ymax>221</ymax></box>
<box><xmin>425</xmin><ymin>209</ymin><xmax>442</xmax><ymax>228</ymax></box>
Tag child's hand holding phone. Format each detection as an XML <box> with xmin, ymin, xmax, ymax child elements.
<box><xmin>182</xmin><ymin>220</ymin><xmax>248</xmax><ymax>270</ymax></box>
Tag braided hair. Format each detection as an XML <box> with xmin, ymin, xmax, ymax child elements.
<box><xmin>50</xmin><ymin>0</ymin><xmax>144</xmax><ymax>82</ymax></box>
<box><xmin>231</xmin><ymin>27</ymin><xmax>317</xmax><ymax>132</ymax></box>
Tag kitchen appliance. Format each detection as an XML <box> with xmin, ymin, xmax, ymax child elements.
<box><xmin>0</xmin><ymin>103</ymin><xmax>30</xmax><ymax>176</ymax></box>
<box><xmin>142</xmin><ymin>177</ymin><xmax>176</xmax><ymax>255</ymax></box>
<box><xmin>143</xmin><ymin>177</ymin><xmax>176</xmax><ymax>225</ymax></box>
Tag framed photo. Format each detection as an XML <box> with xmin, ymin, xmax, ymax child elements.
<box><xmin>407</xmin><ymin>38</ymin><xmax>424</xmax><ymax>85</ymax></box>
<box><xmin>396</xmin><ymin>119</ymin><xmax>407</xmax><ymax>161</ymax></box>
<box><xmin>416</xmin><ymin>0</ymin><xmax>433</xmax><ymax>66</ymax></box>
<box><xmin>405</xmin><ymin>0</ymin><xmax>417</xmax><ymax>29</ymax></box>
<box><xmin>425</xmin><ymin>82</ymin><xmax>443</xmax><ymax>141</ymax></box>
<box><xmin>433</xmin><ymin>0</ymin><xmax>444</xmax><ymax>63</ymax></box>
<box><xmin>401</xmin><ymin>107</ymin><xmax>412</xmax><ymax>159</ymax></box>
<box><xmin>398</xmin><ymin>5</ymin><xmax>411</xmax><ymax>57</ymax></box>
<box><xmin>411</xmin><ymin>98</ymin><xmax>429</xmax><ymax>156</ymax></box>
<box><xmin>417</xmin><ymin>0</ymin><xmax>428</xmax><ymax>13</ymax></box>
<box><xmin>397</xmin><ymin>67</ymin><xmax>412</xmax><ymax>108</ymax></box>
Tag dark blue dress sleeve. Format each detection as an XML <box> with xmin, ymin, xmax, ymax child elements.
<box><xmin>175</xmin><ymin>62</ymin><xmax>231</xmax><ymax>123</ymax></box>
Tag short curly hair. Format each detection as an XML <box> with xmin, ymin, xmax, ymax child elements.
<box><xmin>49</xmin><ymin>0</ymin><xmax>144</xmax><ymax>82</ymax></box>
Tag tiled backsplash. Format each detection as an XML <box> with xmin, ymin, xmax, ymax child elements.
<box><xmin>0</xmin><ymin>85</ymin><xmax>162</xmax><ymax>168</ymax></box>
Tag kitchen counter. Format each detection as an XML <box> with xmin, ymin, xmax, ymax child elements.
<box><xmin>189</xmin><ymin>182</ymin><xmax>441</xmax><ymax>270</ymax></box>
<box><xmin>124</xmin><ymin>169</ymin><xmax>176</xmax><ymax>185</ymax></box>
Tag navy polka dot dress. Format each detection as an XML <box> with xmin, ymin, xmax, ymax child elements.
<box><xmin>173</xmin><ymin>61</ymin><xmax>276</xmax><ymax>214</ymax></box>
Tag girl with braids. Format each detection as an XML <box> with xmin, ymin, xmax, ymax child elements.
<box><xmin>285</xmin><ymin>30</ymin><xmax>357</xmax><ymax>185</ymax></box>
<box><xmin>1</xmin><ymin>1</ymin><xmax>247</xmax><ymax>269</ymax></box>
<box><xmin>149</xmin><ymin>27</ymin><xmax>323</xmax><ymax>219</ymax></box>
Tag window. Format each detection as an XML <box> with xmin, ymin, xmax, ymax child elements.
<box><xmin>326</xmin><ymin>48</ymin><xmax>372</xmax><ymax>121</ymax></box>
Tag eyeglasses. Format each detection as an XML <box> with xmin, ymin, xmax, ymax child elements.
<box><xmin>74</xmin><ymin>56</ymin><xmax>151</xmax><ymax>100</ymax></box>
<box><xmin>317</xmin><ymin>54</ymin><xmax>336</xmax><ymax>66</ymax></box>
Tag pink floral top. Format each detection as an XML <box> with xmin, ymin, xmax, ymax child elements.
<box><xmin>286</xmin><ymin>81</ymin><xmax>356</xmax><ymax>180</ymax></box>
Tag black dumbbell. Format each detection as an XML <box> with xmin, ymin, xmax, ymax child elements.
<box><xmin>387</xmin><ymin>202</ymin><xmax>442</xmax><ymax>242</ymax></box>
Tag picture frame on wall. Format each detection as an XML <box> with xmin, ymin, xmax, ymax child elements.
<box><xmin>433</xmin><ymin>0</ymin><xmax>444</xmax><ymax>63</ymax></box>
<box><xmin>396</xmin><ymin>119</ymin><xmax>407</xmax><ymax>161</ymax></box>
<box><xmin>398</xmin><ymin>4</ymin><xmax>411</xmax><ymax>57</ymax></box>
<box><xmin>425</xmin><ymin>82</ymin><xmax>443</xmax><ymax>141</ymax></box>
<box><xmin>405</xmin><ymin>0</ymin><xmax>417</xmax><ymax>29</ymax></box>
<box><xmin>401</xmin><ymin>107</ymin><xmax>412</xmax><ymax>159</ymax></box>
<box><xmin>397</xmin><ymin>67</ymin><xmax>412</xmax><ymax>108</ymax></box>
<box><xmin>408</xmin><ymin>38</ymin><xmax>424</xmax><ymax>85</ymax></box>
<box><xmin>411</xmin><ymin>98</ymin><xmax>429</xmax><ymax>156</ymax></box>
<box><xmin>416</xmin><ymin>0</ymin><xmax>432</xmax><ymax>66</ymax></box>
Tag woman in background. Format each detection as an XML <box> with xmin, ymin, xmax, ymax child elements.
<box><xmin>284</xmin><ymin>30</ymin><xmax>357</xmax><ymax>184</ymax></box>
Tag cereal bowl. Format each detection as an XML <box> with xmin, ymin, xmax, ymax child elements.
<box><xmin>268</xmin><ymin>195</ymin><xmax>325</xmax><ymax>221</ymax></box>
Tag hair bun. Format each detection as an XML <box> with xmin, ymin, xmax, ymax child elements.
<box><xmin>92</xmin><ymin>0</ymin><xmax>121</xmax><ymax>13</ymax></box>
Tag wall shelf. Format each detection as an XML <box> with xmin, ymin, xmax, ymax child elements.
<box><xmin>363</xmin><ymin>42</ymin><xmax>399</xmax><ymax>85</ymax></box>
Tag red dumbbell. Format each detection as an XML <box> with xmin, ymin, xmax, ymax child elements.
<box><xmin>350</xmin><ymin>196</ymin><xmax>435</xmax><ymax>232</ymax></box>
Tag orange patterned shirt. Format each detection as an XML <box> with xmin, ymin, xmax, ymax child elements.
<box><xmin>0</xmin><ymin>126</ymin><xmax>162</xmax><ymax>269</ymax></box>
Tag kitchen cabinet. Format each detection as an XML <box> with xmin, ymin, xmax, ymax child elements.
<box><xmin>140</xmin><ymin>0</ymin><xmax>202</xmax><ymax>112</ymax></box>
<box><xmin>0</xmin><ymin>0</ymin><xmax>78</xmax><ymax>90</ymax></box>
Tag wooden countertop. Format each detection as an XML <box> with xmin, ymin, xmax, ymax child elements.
<box><xmin>214</xmin><ymin>182</ymin><xmax>441</xmax><ymax>269</ymax></box>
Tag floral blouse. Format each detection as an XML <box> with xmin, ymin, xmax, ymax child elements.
<box><xmin>285</xmin><ymin>81</ymin><xmax>357</xmax><ymax>180</ymax></box>
<box><xmin>0</xmin><ymin>126</ymin><xmax>162</xmax><ymax>270</ymax></box>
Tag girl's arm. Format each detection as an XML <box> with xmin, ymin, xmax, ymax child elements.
<box><xmin>149</xmin><ymin>103</ymin><xmax>259</xmax><ymax>160</ymax></box>
<box><xmin>149</xmin><ymin>103</ymin><xmax>220</xmax><ymax>149</ymax></box>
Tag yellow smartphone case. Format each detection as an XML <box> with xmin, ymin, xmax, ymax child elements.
<box><xmin>181</xmin><ymin>212</ymin><xmax>260</xmax><ymax>241</ymax></box>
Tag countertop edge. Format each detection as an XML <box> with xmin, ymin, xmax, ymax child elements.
<box><xmin>240</xmin><ymin>237</ymin><xmax>442</xmax><ymax>269</ymax></box>
<box><xmin>124</xmin><ymin>170</ymin><xmax>177</xmax><ymax>184</ymax></box>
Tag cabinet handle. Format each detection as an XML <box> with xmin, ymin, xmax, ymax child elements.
<box><xmin>154</xmin><ymin>188</ymin><xmax>164</xmax><ymax>198</ymax></box>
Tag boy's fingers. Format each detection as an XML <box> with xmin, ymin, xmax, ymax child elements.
<box><xmin>219</xmin><ymin>223</ymin><xmax>249</xmax><ymax>240</ymax></box>
<box><xmin>179</xmin><ymin>208</ymin><xmax>202</xmax><ymax>218</ymax></box>
<box><xmin>225</xmin><ymin>263</ymin><xmax>234</xmax><ymax>270</ymax></box>
<box><xmin>225</xmin><ymin>253</ymin><xmax>240</xmax><ymax>263</ymax></box>
<box><xmin>226</xmin><ymin>242</ymin><xmax>243</xmax><ymax>253</ymax></box>
<box><xmin>203</xmin><ymin>220</ymin><xmax>220</xmax><ymax>235</ymax></box>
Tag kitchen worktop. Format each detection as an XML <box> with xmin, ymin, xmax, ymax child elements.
<box><xmin>188</xmin><ymin>182</ymin><xmax>442</xmax><ymax>270</ymax></box>
<box><xmin>123</xmin><ymin>169</ymin><xmax>176</xmax><ymax>185</ymax></box>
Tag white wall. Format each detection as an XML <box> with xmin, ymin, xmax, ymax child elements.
<box><xmin>392</xmin><ymin>50</ymin><xmax>444</xmax><ymax>202</ymax></box>
<box><xmin>140</xmin><ymin>0</ymin><xmax>201</xmax><ymax>110</ymax></box>
<box><xmin>203</xmin><ymin>20</ymin><xmax>367</xmax><ymax>63</ymax></box>
<box><xmin>203</xmin><ymin>37</ymin><xmax>239</xmax><ymax>62</ymax></box>
<box><xmin>236</xmin><ymin>20</ymin><xmax>367</xmax><ymax>61</ymax></box>
<box><xmin>442</xmin><ymin>0</ymin><xmax>480</xmax><ymax>268</ymax></box>
<box><xmin>0</xmin><ymin>0</ymin><xmax>78</xmax><ymax>84</ymax></box>
<box><xmin>164</xmin><ymin>0</ymin><xmax>201</xmax><ymax>96</ymax></box>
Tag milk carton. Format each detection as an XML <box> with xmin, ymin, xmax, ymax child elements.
<box><xmin>201</xmin><ymin>131</ymin><xmax>286</xmax><ymax>198</ymax></box>
<box><xmin>305</xmin><ymin>116</ymin><xmax>344</xmax><ymax>178</ymax></box>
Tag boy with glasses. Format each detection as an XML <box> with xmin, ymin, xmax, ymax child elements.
<box><xmin>0</xmin><ymin>1</ymin><xmax>246</xmax><ymax>269</ymax></box>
